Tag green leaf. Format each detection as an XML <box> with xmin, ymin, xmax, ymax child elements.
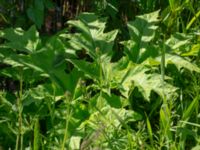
<box><xmin>102</xmin><ymin>93</ymin><xmax>122</xmax><ymax>108</ymax></box>
<box><xmin>182</xmin><ymin>96</ymin><xmax>199</xmax><ymax>121</ymax></box>
<box><xmin>68</xmin><ymin>20</ymin><xmax>93</xmax><ymax>42</ymax></box>
<box><xmin>78</xmin><ymin>13</ymin><xmax>99</xmax><ymax>23</ymax></box>
<box><xmin>94</xmin><ymin>29</ymin><xmax>118</xmax><ymax>55</ymax></box>
<box><xmin>65</xmin><ymin>68</ymin><xmax>84</xmax><ymax>97</ymax></box>
<box><xmin>165</xmin><ymin>33</ymin><xmax>191</xmax><ymax>51</ymax></box>
<box><xmin>45</xmin><ymin>66</ymin><xmax>83</xmax><ymax>94</ymax></box>
<box><xmin>146</xmin><ymin>115</ymin><xmax>153</xmax><ymax>147</ymax></box>
<box><xmin>123</xmin><ymin>10</ymin><xmax>160</xmax><ymax>63</ymax></box>
<box><xmin>192</xmin><ymin>145</ymin><xmax>200</xmax><ymax>150</ymax></box>
<box><xmin>44</xmin><ymin>0</ymin><xmax>55</xmax><ymax>9</ymax></box>
<box><xmin>157</xmin><ymin>54</ymin><xmax>200</xmax><ymax>73</ymax></box>
<box><xmin>69</xmin><ymin>136</ymin><xmax>82</xmax><ymax>150</ymax></box>
<box><xmin>169</xmin><ymin>0</ymin><xmax>176</xmax><ymax>11</ymax></box>
<box><xmin>68</xmin><ymin>14</ymin><xmax>118</xmax><ymax>60</ymax></box>
<box><xmin>68</xmin><ymin>59</ymin><xmax>100</xmax><ymax>80</ymax></box>
<box><xmin>86</xmin><ymin>106</ymin><xmax>142</xmax><ymax>130</ymax></box>
<box><xmin>24</xmin><ymin>36</ymin><xmax>65</xmax><ymax>71</ymax></box>
<box><xmin>160</xmin><ymin>106</ymin><xmax>172</xmax><ymax>140</ymax></box>
<box><xmin>106</xmin><ymin>1</ymin><xmax>119</xmax><ymax>18</ymax></box>
<box><xmin>181</xmin><ymin>44</ymin><xmax>200</xmax><ymax>57</ymax></box>
<box><xmin>0</xmin><ymin>26</ymin><xmax>40</xmax><ymax>53</ymax></box>
<box><xmin>120</xmin><ymin>64</ymin><xmax>177</xmax><ymax>101</ymax></box>
<box><xmin>27</xmin><ymin>0</ymin><xmax>44</xmax><ymax>28</ymax></box>
<box><xmin>78</xmin><ymin>13</ymin><xmax>106</xmax><ymax>30</ymax></box>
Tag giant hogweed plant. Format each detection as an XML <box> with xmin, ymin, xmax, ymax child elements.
<box><xmin>62</xmin><ymin>11</ymin><xmax>200</xmax><ymax>149</ymax></box>
<box><xmin>0</xmin><ymin>11</ymin><xmax>200</xmax><ymax>149</ymax></box>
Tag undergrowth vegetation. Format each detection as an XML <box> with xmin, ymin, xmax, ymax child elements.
<box><xmin>0</xmin><ymin>0</ymin><xmax>200</xmax><ymax>149</ymax></box>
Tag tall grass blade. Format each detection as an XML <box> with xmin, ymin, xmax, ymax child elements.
<box><xmin>182</xmin><ymin>96</ymin><xmax>199</xmax><ymax>121</ymax></box>
<box><xmin>146</xmin><ymin>114</ymin><xmax>153</xmax><ymax>148</ymax></box>
<box><xmin>186</xmin><ymin>9</ymin><xmax>200</xmax><ymax>30</ymax></box>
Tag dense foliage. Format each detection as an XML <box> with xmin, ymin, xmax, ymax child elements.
<box><xmin>0</xmin><ymin>0</ymin><xmax>200</xmax><ymax>149</ymax></box>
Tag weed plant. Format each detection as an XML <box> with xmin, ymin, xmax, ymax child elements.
<box><xmin>0</xmin><ymin>0</ymin><xmax>200</xmax><ymax>149</ymax></box>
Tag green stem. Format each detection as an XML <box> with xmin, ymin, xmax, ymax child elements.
<box><xmin>61</xmin><ymin>92</ymin><xmax>72</xmax><ymax>150</ymax></box>
<box><xmin>16</xmin><ymin>68</ymin><xmax>23</xmax><ymax>150</ymax></box>
<box><xmin>33</xmin><ymin>118</ymin><xmax>40</xmax><ymax>150</ymax></box>
<box><xmin>15</xmin><ymin>135</ymin><xmax>19</xmax><ymax>150</ymax></box>
<box><xmin>161</xmin><ymin>37</ymin><xmax>166</xmax><ymax>102</ymax></box>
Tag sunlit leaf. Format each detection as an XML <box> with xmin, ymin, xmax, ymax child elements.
<box><xmin>157</xmin><ymin>54</ymin><xmax>200</xmax><ymax>73</ymax></box>
<box><xmin>68</xmin><ymin>59</ymin><xmax>100</xmax><ymax>80</ymax></box>
<box><xmin>123</xmin><ymin>10</ymin><xmax>160</xmax><ymax>63</ymax></box>
<box><xmin>120</xmin><ymin>64</ymin><xmax>177</xmax><ymax>101</ymax></box>
<box><xmin>0</xmin><ymin>26</ymin><xmax>40</xmax><ymax>53</ymax></box>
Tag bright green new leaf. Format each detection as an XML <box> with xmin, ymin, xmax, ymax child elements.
<box><xmin>181</xmin><ymin>44</ymin><xmax>200</xmax><ymax>57</ymax></box>
<box><xmin>69</xmin><ymin>136</ymin><xmax>82</xmax><ymax>150</ymax></box>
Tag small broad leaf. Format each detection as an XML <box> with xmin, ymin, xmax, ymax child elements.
<box><xmin>69</xmin><ymin>136</ymin><xmax>82</xmax><ymax>150</ymax></box>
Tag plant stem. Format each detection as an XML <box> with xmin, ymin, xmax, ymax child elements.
<box><xmin>33</xmin><ymin>118</ymin><xmax>40</xmax><ymax>150</ymax></box>
<box><xmin>61</xmin><ymin>92</ymin><xmax>72</xmax><ymax>150</ymax></box>
<box><xmin>16</xmin><ymin>68</ymin><xmax>23</xmax><ymax>150</ymax></box>
<box><xmin>161</xmin><ymin>37</ymin><xmax>166</xmax><ymax>102</ymax></box>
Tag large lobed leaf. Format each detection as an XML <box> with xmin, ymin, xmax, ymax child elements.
<box><xmin>156</xmin><ymin>54</ymin><xmax>200</xmax><ymax>73</ymax></box>
<box><xmin>120</xmin><ymin>63</ymin><xmax>177</xmax><ymax>101</ymax></box>
<box><xmin>0</xmin><ymin>26</ymin><xmax>40</xmax><ymax>53</ymax></box>
<box><xmin>68</xmin><ymin>13</ymin><xmax>118</xmax><ymax>60</ymax></box>
<box><xmin>122</xmin><ymin>10</ymin><xmax>160</xmax><ymax>63</ymax></box>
